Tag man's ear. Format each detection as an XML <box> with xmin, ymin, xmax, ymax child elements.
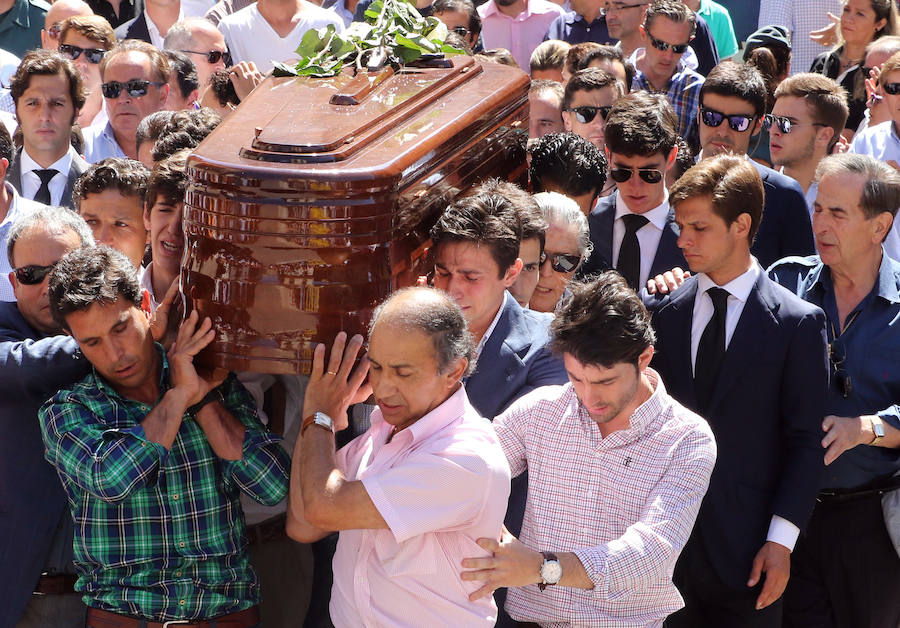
<box><xmin>503</xmin><ymin>258</ymin><xmax>524</xmax><ymax>287</ymax></box>
<box><xmin>873</xmin><ymin>212</ymin><xmax>894</xmax><ymax>244</ymax></box>
<box><xmin>637</xmin><ymin>345</ymin><xmax>654</xmax><ymax>371</ymax></box>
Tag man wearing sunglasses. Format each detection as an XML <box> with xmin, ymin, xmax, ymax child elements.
<box><xmin>768</xmin><ymin>154</ymin><xmax>900</xmax><ymax>628</ymax></box>
<box><xmin>7</xmin><ymin>49</ymin><xmax>90</xmax><ymax>210</ymax></box>
<box><xmin>83</xmin><ymin>39</ymin><xmax>170</xmax><ymax>163</ymax></box>
<box><xmin>561</xmin><ymin>67</ymin><xmax>622</xmax><ymax>151</ymax></box>
<box><xmin>769</xmin><ymin>73</ymin><xmax>848</xmax><ymax>220</ymax></box>
<box><xmin>651</xmin><ymin>154</ymin><xmax>828</xmax><ymax>628</ymax></box>
<box><xmin>581</xmin><ymin>91</ymin><xmax>686</xmax><ymax>291</ymax></box>
<box><xmin>696</xmin><ymin>62</ymin><xmax>816</xmax><ymax>269</ymax></box>
<box><xmin>164</xmin><ymin>17</ymin><xmax>229</xmax><ymax>93</ymax></box>
<box><xmin>0</xmin><ymin>205</ymin><xmax>95</xmax><ymax>627</ymax></box>
<box><xmin>39</xmin><ymin>0</ymin><xmax>92</xmax><ymax>51</ymax></box>
<box><xmin>58</xmin><ymin>15</ymin><xmax>116</xmax><ymax>129</ymax></box>
<box><xmin>631</xmin><ymin>0</ymin><xmax>705</xmax><ymax>150</ymax></box>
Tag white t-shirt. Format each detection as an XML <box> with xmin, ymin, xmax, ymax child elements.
<box><xmin>218</xmin><ymin>1</ymin><xmax>344</xmax><ymax>73</ymax></box>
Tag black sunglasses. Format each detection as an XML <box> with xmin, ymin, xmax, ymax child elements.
<box><xmin>609</xmin><ymin>167</ymin><xmax>663</xmax><ymax>184</ymax></box>
<box><xmin>451</xmin><ymin>26</ymin><xmax>470</xmax><ymax>37</ymax></box>
<box><xmin>883</xmin><ymin>82</ymin><xmax>900</xmax><ymax>95</ymax></box>
<box><xmin>101</xmin><ymin>79</ymin><xmax>167</xmax><ymax>99</ymax></box>
<box><xmin>180</xmin><ymin>49</ymin><xmax>231</xmax><ymax>65</ymax></box>
<box><xmin>540</xmin><ymin>251</ymin><xmax>582</xmax><ymax>273</ymax></box>
<box><xmin>59</xmin><ymin>43</ymin><xmax>106</xmax><ymax>64</ymax></box>
<box><xmin>829</xmin><ymin>339</ymin><xmax>852</xmax><ymax>398</ymax></box>
<box><xmin>14</xmin><ymin>262</ymin><xmax>57</xmax><ymax>285</ymax></box>
<box><xmin>762</xmin><ymin>113</ymin><xmax>827</xmax><ymax>134</ymax></box>
<box><xmin>700</xmin><ymin>106</ymin><xmax>756</xmax><ymax>132</ymax></box>
<box><xmin>564</xmin><ymin>105</ymin><xmax>612</xmax><ymax>124</ymax></box>
<box><xmin>647</xmin><ymin>33</ymin><xmax>690</xmax><ymax>54</ymax></box>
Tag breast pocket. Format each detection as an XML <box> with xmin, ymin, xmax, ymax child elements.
<box><xmin>373</xmin><ymin>531</ymin><xmax>441</xmax><ymax>577</ymax></box>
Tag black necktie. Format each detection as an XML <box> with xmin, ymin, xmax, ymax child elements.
<box><xmin>617</xmin><ymin>213</ymin><xmax>648</xmax><ymax>289</ymax></box>
<box><xmin>694</xmin><ymin>286</ymin><xmax>730</xmax><ymax>413</ymax></box>
<box><xmin>34</xmin><ymin>169</ymin><xmax>58</xmax><ymax>205</ymax></box>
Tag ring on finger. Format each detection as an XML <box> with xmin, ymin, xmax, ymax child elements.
<box><xmin>326</xmin><ymin>370</ymin><xmax>338</xmax><ymax>376</ymax></box>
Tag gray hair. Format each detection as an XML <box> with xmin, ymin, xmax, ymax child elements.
<box><xmin>369</xmin><ymin>287</ymin><xmax>476</xmax><ymax>378</ymax></box>
<box><xmin>7</xmin><ymin>205</ymin><xmax>95</xmax><ymax>267</ymax></box>
<box><xmin>533</xmin><ymin>191</ymin><xmax>593</xmax><ymax>261</ymax></box>
<box><xmin>163</xmin><ymin>18</ymin><xmax>214</xmax><ymax>51</ymax></box>
<box><xmin>815</xmin><ymin>153</ymin><xmax>900</xmax><ymax>220</ymax></box>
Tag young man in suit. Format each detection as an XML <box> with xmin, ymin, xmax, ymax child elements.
<box><xmin>7</xmin><ymin>49</ymin><xmax>89</xmax><ymax>210</ymax></box>
<box><xmin>696</xmin><ymin>61</ymin><xmax>816</xmax><ymax>268</ymax></box>
<box><xmin>581</xmin><ymin>90</ymin><xmax>686</xmax><ymax>291</ymax></box>
<box><xmin>651</xmin><ymin>153</ymin><xmax>828</xmax><ymax>626</ymax></box>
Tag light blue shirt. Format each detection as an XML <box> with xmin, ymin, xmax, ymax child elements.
<box><xmin>81</xmin><ymin>121</ymin><xmax>126</xmax><ymax>164</ymax></box>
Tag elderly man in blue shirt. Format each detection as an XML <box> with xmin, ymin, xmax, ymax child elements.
<box><xmin>769</xmin><ymin>153</ymin><xmax>900</xmax><ymax>628</ymax></box>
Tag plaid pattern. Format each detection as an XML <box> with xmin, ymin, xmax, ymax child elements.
<box><xmin>39</xmin><ymin>345</ymin><xmax>290</xmax><ymax>621</ymax></box>
<box><xmin>632</xmin><ymin>67</ymin><xmax>705</xmax><ymax>149</ymax></box>
<box><xmin>493</xmin><ymin>370</ymin><xmax>717</xmax><ymax>627</ymax></box>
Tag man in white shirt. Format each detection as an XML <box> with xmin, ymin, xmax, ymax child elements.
<box><xmin>114</xmin><ymin>0</ymin><xmax>184</xmax><ymax>49</ymax></box>
<box><xmin>477</xmin><ymin>0</ymin><xmax>564</xmax><ymax>70</ymax></box>
<box><xmin>218</xmin><ymin>0</ymin><xmax>343</xmax><ymax>74</ymax></box>
<box><xmin>8</xmin><ymin>49</ymin><xmax>89</xmax><ymax>209</ymax></box>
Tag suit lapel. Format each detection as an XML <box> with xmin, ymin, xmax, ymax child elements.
<box><xmin>7</xmin><ymin>149</ymin><xmax>23</xmax><ymax>196</ymax></box>
<box><xmin>62</xmin><ymin>155</ymin><xmax>89</xmax><ymax>209</ymax></box>
<box><xmin>590</xmin><ymin>196</ymin><xmax>615</xmax><ymax>268</ymax></box>
<box><xmin>657</xmin><ymin>279</ymin><xmax>699</xmax><ymax>410</ymax></box>
<box><xmin>465</xmin><ymin>298</ymin><xmax>516</xmax><ymax>405</ymax></box>
<box><xmin>649</xmin><ymin>210</ymin><xmax>684</xmax><ymax>278</ymax></box>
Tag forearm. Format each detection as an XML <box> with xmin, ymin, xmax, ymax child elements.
<box><xmin>194</xmin><ymin>402</ymin><xmax>245</xmax><ymax>460</ymax></box>
<box><xmin>557</xmin><ymin>552</ymin><xmax>594</xmax><ymax>589</ymax></box>
<box><xmin>287</xmin><ymin>431</ymin><xmax>332</xmax><ymax>543</ymax></box>
<box><xmin>141</xmin><ymin>389</ymin><xmax>189</xmax><ymax>449</ymax></box>
<box><xmin>299</xmin><ymin>425</ymin><xmax>346</xmax><ymax>522</ymax></box>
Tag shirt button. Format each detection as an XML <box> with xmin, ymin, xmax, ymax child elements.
<box><xmin>179</xmin><ymin>599</ymin><xmax>186</xmax><ymax>606</ymax></box>
<box><xmin>179</xmin><ymin>541</ymin><xmax>186</xmax><ymax>548</ymax></box>
<box><xmin>172</xmin><ymin>494</ymin><xmax>179</xmax><ymax>500</ymax></box>
<box><xmin>176</xmin><ymin>571</ymin><xmax>182</xmax><ymax>577</ymax></box>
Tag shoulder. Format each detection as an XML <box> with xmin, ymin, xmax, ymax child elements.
<box><xmin>495</xmin><ymin>383</ymin><xmax>573</xmax><ymax>426</ymax></box>
<box><xmin>530</xmin><ymin>0</ymin><xmax>566</xmax><ymax>15</ymax></box>
<box><xmin>677</xmin><ymin>67</ymin><xmax>706</xmax><ymax>87</ymax></box>
<box><xmin>113</xmin><ymin>15</ymin><xmax>141</xmax><ymax>38</ymax></box>
<box><xmin>0</xmin><ymin>302</ymin><xmax>29</xmax><ymax>338</ymax></box>
<box><xmin>219</xmin><ymin>3</ymin><xmax>256</xmax><ymax>27</ymax></box>
<box><xmin>754</xmin><ymin>162</ymin><xmax>804</xmax><ymax>193</ymax></box>
<box><xmin>757</xmin><ymin>273</ymin><xmax>824</xmax><ymax>320</ymax></box>
<box><xmin>39</xmin><ymin>371</ymin><xmax>102</xmax><ymax>427</ymax></box>
<box><xmin>301</xmin><ymin>0</ymin><xmax>343</xmax><ymax>23</ymax></box>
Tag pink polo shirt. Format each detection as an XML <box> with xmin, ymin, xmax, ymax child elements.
<box><xmin>330</xmin><ymin>386</ymin><xmax>511</xmax><ymax>628</ymax></box>
<box><xmin>478</xmin><ymin>0</ymin><xmax>566</xmax><ymax>70</ymax></box>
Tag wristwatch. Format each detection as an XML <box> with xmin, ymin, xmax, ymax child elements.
<box><xmin>538</xmin><ymin>551</ymin><xmax>562</xmax><ymax>591</ymax></box>
<box><xmin>301</xmin><ymin>411</ymin><xmax>335</xmax><ymax>436</ymax></box>
<box><xmin>870</xmin><ymin>415</ymin><xmax>885</xmax><ymax>446</ymax></box>
<box><xmin>187</xmin><ymin>387</ymin><xmax>224</xmax><ymax>417</ymax></box>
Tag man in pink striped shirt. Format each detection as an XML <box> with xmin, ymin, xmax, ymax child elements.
<box><xmin>461</xmin><ymin>272</ymin><xmax>717</xmax><ymax>627</ymax></box>
<box><xmin>286</xmin><ymin>287</ymin><xmax>511</xmax><ymax>627</ymax></box>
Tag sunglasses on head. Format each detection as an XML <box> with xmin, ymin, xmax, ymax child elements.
<box><xmin>564</xmin><ymin>105</ymin><xmax>612</xmax><ymax>124</ymax></box>
<box><xmin>882</xmin><ymin>82</ymin><xmax>900</xmax><ymax>95</ymax></box>
<box><xmin>14</xmin><ymin>262</ymin><xmax>57</xmax><ymax>286</ymax></box>
<box><xmin>59</xmin><ymin>43</ymin><xmax>106</xmax><ymax>64</ymax></box>
<box><xmin>540</xmin><ymin>251</ymin><xmax>582</xmax><ymax>273</ymax></box>
<box><xmin>699</xmin><ymin>106</ymin><xmax>756</xmax><ymax>132</ymax></box>
<box><xmin>762</xmin><ymin>113</ymin><xmax>827</xmax><ymax>134</ymax></box>
<box><xmin>181</xmin><ymin>49</ymin><xmax>231</xmax><ymax>65</ymax></box>
<box><xmin>609</xmin><ymin>166</ymin><xmax>664</xmax><ymax>184</ymax></box>
<box><xmin>828</xmin><ymin>338</ymin><xmax>852</xmax><ymax>398</ymax></box>
<box><xmin>101</xmin><ymin>79</ymin><xmax>167</xmax><ymax>99</ymax></box>
<box><xmin>647</xmin><ymin>33</ymin><xmax>690</xmax><ymax>54</ymax></box>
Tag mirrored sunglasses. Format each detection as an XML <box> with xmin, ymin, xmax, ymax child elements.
<box><xmin>648</xmin><ymin>33</ymin><xmax>690</xmax><ymax>54</ymax></box>
<box><xmin>451</xmin><ymin>26</ymin><xmax>470</xmax><ymax>38</ymax></box>
<box><xmin>101</xmin><ymin>79</ymin><xmax>166</xmax><ymax>99</ymax></box>
<box><xmin>564</xmin><ymin>105</ymin><xmax>612</xmax><ymax>124</ymax></box>
<box><xmin>181</xmin><ymin>49</ymin><xmax>231</xmax><ymax>65</ymax></box>
<box><xmin>762</xmin><ymin>114</ymin><xmax>827</xmax><ymax>134</ymax></box>
<box><xmin>700</xmin><ymin>106</ymin><xmax>756</xmax><ymax>132</ymax></box>
<box><xmin>59</xmin><ymin>44</ymin><xmax>106</xmax><ymax>64</ymax></box>
<box><xmin>14</xmin><ymin>262</ymin><xmax>57</xmax><ymax>285</ymax></box>
<box><xmin>609</xmin><ymin>167</ymin><xmax>663</xmax><ymax>184</ymax></box>
<box><xmin>540</xmin><ymin>251</ymin><xmax>582</xmax><ymax>273</ymax></box>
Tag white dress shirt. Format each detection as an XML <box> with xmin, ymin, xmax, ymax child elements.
<box><xmin>145</xmin><ymin>9</ymin><xmax>185</xmax><ymax>49</ymax></box>
<box><xmin>691</xmin><ymin>262</ymin><xmax>801</xmax><ymax>551</ymax></box>
<box><xmin>19</xmin><ymin>145</ymin><xmax>76</xmax><ymax>206</ymax></box>
<box><xmin>0</xmin><ymin>183</ymin><xmax>47</xmax><ymax>301</ymax></box>
<box><xmin>612</xmin><ymin>191</ymin><xmax>671</xmax><ymax>290</ymax></box>
<box><xmin>474</xmin><ymin>290</ymin><xmax>509</xmax><ymax>361</ymax></box>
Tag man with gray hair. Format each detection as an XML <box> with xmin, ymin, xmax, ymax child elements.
<box><xmin>0</xmin><ymin>205</ymin><xmax>94</xmax><ymax>626</ymax></box>
<box><xmin>286</xmin><ymin>286</ymin><xmax>511</xmax><ymax>626</ymax></box>
<box><xmin>769</xmin><ymin>153</ymin><xmax>900</xmax><ymax>627</ymax></box>
<box><xmin>164</xmin><ymin>17</ymin><xmax>229</xmax><ymax>93</ymax></box>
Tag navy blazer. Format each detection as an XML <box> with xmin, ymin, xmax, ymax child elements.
<box><xmin>647</xmin><ymin>274</ymin><xmax>828</xmax><ymax>590</ymax></box>
<box><xmin>114</xmin><ymin>12</ymin><xmax>151</xmax><ymax>43</ymax></box>
<box><xmin>0</xmin><ymin>303</ymin><xmax>89</xmax><ymax>625</ymax></box>
<box><xmin>7</xmin><ymin>148</ymin><xmax>89</xmax><ymax>210</ymax></box>
<box><xmin>580</xmin><ymin>193</ymin><xmax>687</xmax><ymax>286</ymax></box>
<box><xmin>751</xmin><ymin>162</ymin><xmax>815</xmax><ymax>269</ymax></box>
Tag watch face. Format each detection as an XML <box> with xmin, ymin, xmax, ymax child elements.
<box><xmin>541</xmin><ymin>560</ymin><xmax>563</xmax><ymax>584</ymax></box>
<box><xmin>314</xmin><ymin>412</ymin><xmax>334</xmax><ymax>430</ymax></box>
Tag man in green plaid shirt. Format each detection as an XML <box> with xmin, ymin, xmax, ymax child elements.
<box><xmin>38</xmin><ymin>246</ymin><xmax>290</xmax><ymax>626</ymax></box>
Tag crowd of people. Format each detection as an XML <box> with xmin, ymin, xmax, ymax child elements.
<box><xmin>1</xmin><ymin>0</ymin><xmax>900</xmax><ymax>626</ymax></box>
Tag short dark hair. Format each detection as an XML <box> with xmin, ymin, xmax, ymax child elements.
<box><xmin>476</xmin><ymin>178</ymin><xmax>547</xmax><ymax>249</ymax></box>
<box><xmin>700</xmin><ymin>61</ymin><xmax>767</xmax><ymax>118</ymax></box>
<box><xmin>562</xmin><ymin>67</ymin><xmax>622</xmax><ymax>110</ymax></box>
<box><xmin>816</xmin><ymin>153</ymin><xmax>900</xmax><ymax>220</ymax></box>
<box><xmin>670</xmin><ymin>153</ymin><xmax>764</xmax><ymax>243</ymax></box>
<box><xmin>146</xmin><ymin>148</ymin><xmax>190</xmax><ymax>208</ymax></box>
<box><xmin>369</xmin><ymin>286</ymin><xmax>476</xmax><ymax>377</ymax></box>
<box><xmin>430</xmin><ymin>192</ymin><xmax>522</xmax><ymax>277</ymax></box>
<box><xmin>151</xmin><ymin>108</ymin><xmax>221</xmax><ymax>161</ymax></box>
<box><xmin>432</xmin><ymin>0</ymin><xmax>481</xmax><ymax>36</ymax></box>
<box><xmin>49</xmin><ymin>245</ymin><xmax>142</xmax><ymax>330</ymax></box>
<box><xmin>605</xmin><ymin>91</ymin><xmax>677</xmax><ymax>157</ymax></box>
<box><xmin>162</xmin><ymin>50</ymin><xmax>199</xmax><ymax>100</ymax></box>
<box><xmin>0</xmin><ymin>123</ymin><xmax>12</xmax><ymax>166</ymax></box>
<box><xmin>73</xmin><ymin>158</ymin><xmax>151</xmax><ymax>212</ymax></box>
<box><xmin>564</xmin><ymin>42</ymin><xmax>602</xmax><ymax>78</ymax></box>
<box><xmin>10</xmin><ymin>49</ymin><xmax>87</xmax><ymax>115</ymax></box>
<box><xmin>643</xmin><ymin>0</ymin><xmax>696</xmax><ymax>37</ymax></box>
<box><xmin>773</xmin><ymin>73</ymin><xmax>848</xmax><ymax>151</ymax></box>
<box><xmin>135</xmin><ymin>110</ymin><xmax>176</xmax><ymax>155</ymax></box>
<box><xmin>60</xmin><ymin>15</ymin><xmax>116</xmax><ymax>50</ymax></box>
<box><xmin>670</xmin><ymin>136</ymin><xmax>695</xmax><ymax>183</ymax></box>
<box><xmin>529</xmin><ymin>132</ymin><xmax>607</xmax><ymax>198</ymax></box>
<box><xmin>578</xmin><ymin>44</ymin><xmax>634</xmax><ymax>92</ymax></box>
<box><xmin>551</xmin><ymin>272</ymin><xmax>655</xmax><ymax>368</ymax></box>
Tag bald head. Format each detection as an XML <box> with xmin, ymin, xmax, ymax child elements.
<box><xmin>43</xmin><ymin>0</ymin><xmax>93</xmax><ymax>50</ymax></box>
<box><xmin>164</xmin><ymin>18</ymin><xmax>228</xmax><ymax>89</ymax></box>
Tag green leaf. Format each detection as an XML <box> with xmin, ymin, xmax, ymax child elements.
<box><xmin>272</xmin><ymin>61</ymin><xmax>299</xmax><ymax>77</ymax></box>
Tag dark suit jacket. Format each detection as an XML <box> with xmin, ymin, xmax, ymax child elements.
<box><xmin>114</xmin><ymin>11</ymin><xmax>151</xmax><ymax>43</ymax></box>
<box><xmin>7</xmin><ymin>148</ymin><xmax>90</xmax><ymax>210</ymax></box>
<box><xmin>0</xmin><ymin>302</ymin><xmax>89</xmax><ymax>625</ymax></box>
<box><xmin>751</xmin><ymin>161</ymin><xmax>815</xmax><ymax>269</ymax></box>
<box><xmin>647</xmin><ymin>273</ymin><xmax>827</xmax><ymax>590</ymax></box>
<box><xmin>580</xmin><ymin>193</ymin><xmax>687</xmax><ymax>286</ymax></box>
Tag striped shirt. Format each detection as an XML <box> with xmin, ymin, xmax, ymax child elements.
<box><xmin>493</xmin><ymin>369</ymin><xmax>717</xmax><ymax>627</ymax></box>
<box><xmin>39</xmin><ymin>346</ymin><xmax>290</xmax><ymax>621</ymax></box>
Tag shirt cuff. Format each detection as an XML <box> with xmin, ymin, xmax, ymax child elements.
<box><xmin>766</xmin><ymin>515</ymin><xmax>800</xmax><ymax>552</ymax></box>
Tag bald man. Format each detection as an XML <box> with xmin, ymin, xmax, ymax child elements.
<box><xmin>41</xmin><ymin>0</ymin><xmax>93</xmax><ymax>50</ymax></box>
<box><xmin>164</xmin><ymin>17</ymin><xmax>228</xmax><ymax>91</ymax></box>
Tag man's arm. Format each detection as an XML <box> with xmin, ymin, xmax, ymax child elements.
<box><xmin>822</xmin><ymin>413</ymin><xmax>900</xmax><ymax>464</ymax></box>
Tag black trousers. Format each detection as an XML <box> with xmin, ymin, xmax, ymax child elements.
<box><xmin>784</xmin><ymin>492</ymin><xmax>900</xmax><ymax>628</ymax></box>
<box><xmin>666</xmin><ymin>534</ymin><xmax>783</xmax><ymax>628</ymax></box>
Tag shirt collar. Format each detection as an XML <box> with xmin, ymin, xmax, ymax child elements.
<box><xmin>614</xmin><ymin>189</ymin><xmax>670</xmax><ymax>229</ymax></box>
<box><xmin>144</xmin><ymin>9</ymin><xmax>184</xmax><ymax>45</ymax></box>
<box><xmin>92</xmin><ymin>342</ymin><xmax>168</xmax><ymax>402</ymax></box>
<box><xmin>370</xmin><ymin>384</ymin><xmax>471</xmax><ymax>447</ymax></box>
<box><xmin>812</xmin><ymin>252</ymin><xmax>900</xmax><ymax>305</ymax></box>
<box><xmin>20</xmin><ymin>145</ymin><xmax>75</xmax><ymax>176</ymax></box>
<box><xmin>475</xmin><ymin>290</ymin><xmax>508</xmax><ymax>358</ymax></box>
<box><xmin>578</xmin><ymin>367</ymin><xmax>667</xmax><ymax>440</ymax></box>
<box><xmin>696</xmin><ymin>259</ymin><xmax>760</xmax><ymax>303</ymax></box>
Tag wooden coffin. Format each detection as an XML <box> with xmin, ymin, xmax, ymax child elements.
<box><xmin>183</xmin><ymin>56</ymin><xmax>529</xmax><ymax>374</ymax></box>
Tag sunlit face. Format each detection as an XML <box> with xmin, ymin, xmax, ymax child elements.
<box><xmin>882</xmin><ymin>69</ymin><xmax>900</xmax><ymax>131</ymax></box>
<box><xmin>181</xmin><ymin>25</ymin><xmax>228</xmax><ymax>90</ymax></box>
<box><xmin>59</xmin><ymin>31</ymin><xmax>107</xmax><ymax>92</ymax></box>
<box><xmin>368</xmin><ymin>322</ymin><xmax>464</xmax><ymax>431</ymax></box>
<box><xmin>530</xmin><ymin>223</ymin><xmax>581</xmax><ymax>313</ymax></box>
<box><xmin>675</xmin><ymin>195</ymin><xmax>749</xmax><ymax>280</ymax></box>
<box><xmin>102</xmin><ymin>51</ymin><xmax>169</xmax><ymax>147</ymax></box>
<box><xmin>640</xmin><ymin>16</ymin><xmax>692</xmax><ymax>82</ymax></box>
<box><xmin>769</xmin><ymin>95</ymin><xmax>826</xmax><ymax>169</ymax></box>
<box><xmin>10</xmin><ymin>226</ymin><xmax>83</xmax><ymax>335</ymax></box>
<box><xmin>143</xmin><ymin>195</ymin><xmax>184</xmax><ymax>286</ymax></box>
<box><xmin>529</xmin><ymin>90</ymin><xmax>565</xmax><ymax>138</ymax></box>
<box><xmin>840</xmin><ymin>0</ymin><xmax>887</xmax><ymax>47</ymax></box>
<box><xmin>509</xmin><ymin>237</ymin><xmax>542</xmax><ymax>307</ymax></box>
<box><xmin>606</xmin><ymin>149</ymin><xmax>674</xmax><ymax>214</ymax></box>
<box><xmin>433</xmin><ymin>9</ymin><xmax>478</xmax><ymax>48</ymax></box>
<box><xmin>698</xmin><ymin>92</ymin><xmax>760</xmax><ymax>158</ymax></box>
<box><xmin>562</xmin><ymin>85</ymin><xmax>618</xmax><ymax>150</ymax></box>
<box><xmin>79</xmin><ymin>189</ymin><xmax>148</xmax><ymax>269</ymax></box>
<box><xmin>16</xmin><ymin>73</ymin><xmax>76</xmax><ymax>160</ymax></box>
<box><xmin>589</xmin><ymin>58</ymin><xmax>628</xmax><ymax>92</ymax></box>
<box><xmin>164</xmin><ymin>78</ymin><xmax>195</xmax><ymax>111</ymax></box>
<box><xmin>606</xmin><ymin>0</ymin><xmax>647</xmax><ymax>41</ymax></box>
